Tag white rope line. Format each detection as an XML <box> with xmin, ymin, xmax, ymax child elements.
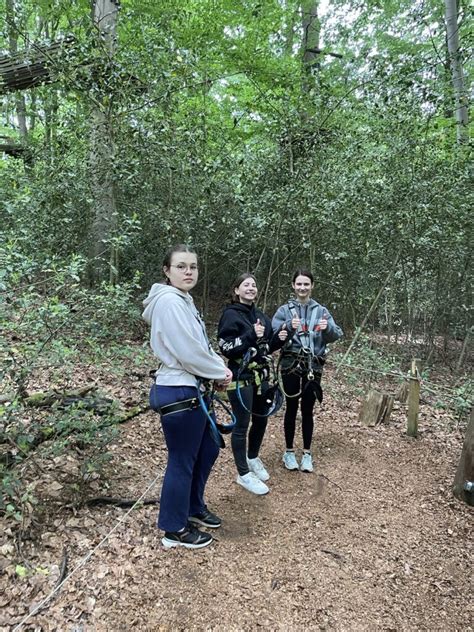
<box><xmin>327</xmin><ymin>358</ymin><xmax>406</xmax><ymax>380</ymax></box>
<box><xmin>327</xmin><ymin>359</ymin><xmax>472</xmax><ymax>397</ymax></box>
<box><xmin>13</xmin><ymin>470</ymin><xmax>162</xmax><ymax>631</ymax></box>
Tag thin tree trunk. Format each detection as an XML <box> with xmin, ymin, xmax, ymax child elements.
<box><xmin>301</xmin><ymin>0</ymin><xmax>320</xmax><ymax>93</ymax></box>
<box><xmin>6</xmin><ymin>0</ymin><xmax>28</xmax><ymax>139</ymax></box>
<box><xmin>444</xmin><ymin>0</ymin><xmax>469</xmax><ymax>144</ymax></box>
<box><xmin>456</xmin><ymin>327</ymin><xmax>471</xmax><ymax>373</ymax></box>
<box><xmin>201</xmin><ymin>254</ymin><xmax>209</xmax><ymax>317</ymax></box>
<box><xmin>88</xmin><ymin>0</ymin><xmax>120</xmax><ymax>286</ymax></box>
<box><xmin>335</xmin><ymin>252</ymin><xmax>400</xmax><ymax>376</ymax></box>
<box><xmin>284</xmin><ymin>2</ymin><xmax>298</xmax><ymax>55</ymax></box>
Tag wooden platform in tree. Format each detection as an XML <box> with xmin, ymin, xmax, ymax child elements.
<box><xmin>0</xmin><ymin>136</ymin><xmax>25</xmax><ymax>157</ymax></box>
<box><xmin>0</xmin><ymin>37</ymin><xmax>75</xmax><ymax>94</ymax></box>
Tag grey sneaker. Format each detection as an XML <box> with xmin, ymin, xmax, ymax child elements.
<box><xmin>300</xmin><ymin>452</ymin><xmax>314</xmax><ymax>473</ymax></box>
<box><xmin>283</xmin><ymin>451</ymin><xmax>299</xmax><ymax>471</ymax></box>
<box><xmin>236</xmin><ymin>472</ymin><xmax>269</xmax><ymax>495</ymax></box>
<box><xmin>247</xmin><ymin>457</ymin><xmax>270</xmax><ymax>481</ymax></box>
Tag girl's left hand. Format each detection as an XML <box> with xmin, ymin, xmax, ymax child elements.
<box><xmin>317</xmin><ymin>318</ymin><xmax>328</xmax><ymax>331</ymax></box>
<box><xmin>278</xmin><ymin>323</ymin><xmax>288</xmax><ymax>341</ymax></box>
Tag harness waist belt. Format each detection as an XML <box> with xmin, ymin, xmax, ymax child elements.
<box><xmin>285</xmin><ymin>350</ymin><xmax>325</xmax><ymax>360</ymax></box>
<box><xmin>159</xmin><ymin>397</ymin><xmax>200</xmax><ymax>416</ymax></box>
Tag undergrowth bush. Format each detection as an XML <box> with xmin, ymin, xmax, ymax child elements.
<box><xmin>0</xmin><ymin>244</ymin><xmax>143</xmax><ymax>530</ymax></box>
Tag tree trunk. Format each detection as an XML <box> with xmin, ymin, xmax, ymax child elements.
<box><xmin>301</xmin><ymin>0</ymin><xmax>320</xmax><ymax>93</ymax></box>
<box><xmin>88</xmin><ymin>0</ymin><xmax>120</xmax><ymax>286</ymax></box>
<box><xmin>453</xmin><ymin>409</ymin><xmax>474</xmax><ymax>506</ymax></box>
<box><xmin>284</xmin><ymin>2</ymin><xmax>298</xmax><ymax>55</ymax></box>
<box><xmin>6</xmin><ymin>0</ymin><xmax>28</xmax><ymax>139</ymax></box>
<box><xmin>444</xmin><ymin>0</ymin><xmax>469</xmax><ymax>144</ymax></box>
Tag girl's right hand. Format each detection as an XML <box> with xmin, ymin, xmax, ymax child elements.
<box><xmin>291</xmin><ymin>316</ymin><xmax>301</xmax><ymax>330</ymax></box>
<box><xmin>215</xmin><ymin>367</ymin><xmax>233</xmax><ymax>390</ymax></box>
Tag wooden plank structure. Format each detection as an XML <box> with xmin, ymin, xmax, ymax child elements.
<box><xmin>359</xmin><ymin>390</ymin><xmax>394</xmax><ymax>426</ymax></box>
<box><xmin>0</xmin><ymin>36</ymin><xmax>76</xmax><ymax>94</ymax></box>
<box><xmin>0</xmin><ymin>135</ymin><xmax>26</xmax><ymax>157</ymax></box>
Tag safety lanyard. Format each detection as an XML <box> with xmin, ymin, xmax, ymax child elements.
<box><xmin>196</xmin><ymin>381</ymin><xmax>236</xmax><ymax>442</ymax></box>
<box><xmin>235</xmin><ymin>348</ymin><xmax>284</xmax><ymax>418</ymax></box>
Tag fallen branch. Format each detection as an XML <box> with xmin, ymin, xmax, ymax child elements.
<box><xmin>2</xmin><ymin>395</ymin><xmax>150</xmax><ymax>469</ymax></box>
<box><xmin>55</xmin><ymin>548</ymin><xmax>69</xmax><ymax>589</ymax></box>
<box><xmin>85</xmin><ymin>496</ymin><xmax>159</xmax><ymax>508</ymax></box>
<box><xmin>25</xmin><ymin>384</ymin><xmax>98</xmax><ymax>408</ymax></box>
<box><xmin>320</xmin><ymin>548</ymin><xmax>345</xmax><ymax>561</ymax></box>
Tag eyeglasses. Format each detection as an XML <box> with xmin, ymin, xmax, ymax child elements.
<box><xmin>170</xmin><ymin>264</ymin><xmax>198</xmax><ymax>272</ymax></box>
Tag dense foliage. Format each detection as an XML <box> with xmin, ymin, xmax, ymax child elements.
<box><xmin>0</xmin><ymin>0</ymin><xmax>472</xmax><ymax>528</ymax></box>
<box><xmin>1</xmin><ymin>0</ymin><xmax>472</xmax><ymax>330</ymax></box>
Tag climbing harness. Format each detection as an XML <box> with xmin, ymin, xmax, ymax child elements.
<box><xmin>235</xmin><ymin>346</ymin><xmax>284</xmax><ymax>418</ymax></box>
<box><xmin>277</xmin><ymin>300</ymin><xmax>327</xmax><ymax>402</ymax></box>
<box><xmin>277</xmin><ymin>347</ymin><xmax>325</xmax><ymax>402</ymax></box>
<box><xmin>149</xmin><ymin>374</ymin><xmax>236</xmax><ymax>449</ymax></box>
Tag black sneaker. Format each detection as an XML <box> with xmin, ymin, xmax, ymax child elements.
<box><xmin>162</xmin><ymin>524</ymin><xmax>213</xmax><ymax>549</ymax></box>
<box><xmin>188</xmin><ymin>507</ymin><xmax>222</xmax><ymax>529</ymax></box>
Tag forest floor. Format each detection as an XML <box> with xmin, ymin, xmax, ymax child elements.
<box><xmin>1</xmin><ymin>348</ymin><xmax>473</xmax><ymax>631</ymax></box>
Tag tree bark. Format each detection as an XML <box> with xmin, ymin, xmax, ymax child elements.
<box><xmin>88</xmin><ymin>0</ymin><xmax>120</xmax><ymax>286</ymax></box>
<box><xmin>301</xmin><ymin>0</ymin><xmax>321</xmax><ymax>93</ymax></box>
<box><xmin>6</xmin><ymin>0</ymin><xmax>28</xmax><ymax>139</ymax></box>
<box><xmin>284</xmin><ymin>3</ymin><xmax>298</xmax><ymax>55</ymax></box>
<box><xmin>444</xmin><ymin>0</ymin><xmax>469</xmax><ymax>144</ymax></box>
<box><xmin>453</xmin><ymin>409</ymin><xmax>474</xmax><ymax>506</ymax></box>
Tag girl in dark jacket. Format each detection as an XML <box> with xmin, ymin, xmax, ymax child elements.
<box><xmin>218</xmin><ymin>273</ymin><xmax>288</xmax><ymax>495</ymax></box>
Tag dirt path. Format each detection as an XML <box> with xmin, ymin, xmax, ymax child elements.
<box><xmin>1</xmin><ymin>370</ymin><xmax>473</xmax><ymax>631</ymax></box>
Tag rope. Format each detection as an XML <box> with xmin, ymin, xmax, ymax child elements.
<box><xmin>196</xmin><ymin>383</ymin><xmax>236</xmax><ymax>447</ymax></box>
<box><xmin>13</xmin><ymin>470</ymin><xmax>162</xmax><ymax>631</ymax></box>
<box><xmin>325</xmin><ymin>358</ymin><xmax>473</xmax><ymax>405</ymax></box>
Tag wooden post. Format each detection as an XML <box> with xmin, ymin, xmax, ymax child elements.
<box><xmin>407</xmin><ymin>359</ymin><xmax>420</xmax><ymax>437</ymax></box>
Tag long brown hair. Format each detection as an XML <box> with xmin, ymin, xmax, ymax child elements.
<box><xmin>230</xmin><ymin>272</ymin><xmax>257</xmax><ymax>303</ymax></box>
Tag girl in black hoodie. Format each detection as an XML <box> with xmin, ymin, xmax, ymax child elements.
<box><xmin>218</xmin><ymin>273</ymin><xmax>288</xmax><ymax>495</ymax></box>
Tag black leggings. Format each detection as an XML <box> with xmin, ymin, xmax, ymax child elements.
<box><xmin>282</xmin><ymin>372</ymin><xmax>321</xmax><ymax>451</ymax></box>
<box><xmin>228</xmin><ymin>384</ymin><xmax>269</xmax><ymax>476</ymax></box>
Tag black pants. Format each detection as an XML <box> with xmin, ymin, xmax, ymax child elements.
<box><xmin>282</xmin><ymin>372</ymin><xmax>321</xmax><ymax>451</ymax></box>
<box><xmin>228</xmin><ymin>384</ymin><xmax>269</xmax><ymax>476</ymax></box>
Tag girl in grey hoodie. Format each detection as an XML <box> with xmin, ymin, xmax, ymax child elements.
<box><xmin>142</xmin><ymin>244</ymin><xmax>232</xmax><ymax>549</ymax></box>
<box><xmin>272</xmin><ymin>268</ymin><xmax>343</xmax><ymax>474</ymax></box>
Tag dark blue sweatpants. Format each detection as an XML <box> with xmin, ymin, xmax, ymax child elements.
<box><xmin>155</xmin><ymin>385</ymin><xmax>220</xmax><ymax>532</ymax></box>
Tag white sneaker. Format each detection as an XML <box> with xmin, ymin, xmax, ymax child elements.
<box><xmin>236</xmin><ymin>472</ymin><xmax>269</xmax><ymax>495</ymax></box>
<box><xmin>282</xmin><ymin>451</ymin><xmax>299</xmax><ymax>471</ymax></box>
<box><xmin>247</xmin><ymin>457</ymin><xmax>270</xmax><ymax>481</ymax></box>
<box><xmin>300</xmin><ymin>452</ymin><xmax>314</xmax><ymax>472</ymax></box>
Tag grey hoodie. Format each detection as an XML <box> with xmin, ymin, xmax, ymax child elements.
<box><xmin>142</xmin><ymin>283</ymin><xmax>227</xmax><ymax>387</ymax></box>
<box><xmin>272</xmin><ymin>299</ymin><xmax>343</xmax><ymax>357</ymax></box>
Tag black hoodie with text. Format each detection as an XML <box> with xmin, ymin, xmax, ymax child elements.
<box><xmin>217</xmin><ymin>302</ymin><xmax>286</xmax><ymax>380</ymax></box>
